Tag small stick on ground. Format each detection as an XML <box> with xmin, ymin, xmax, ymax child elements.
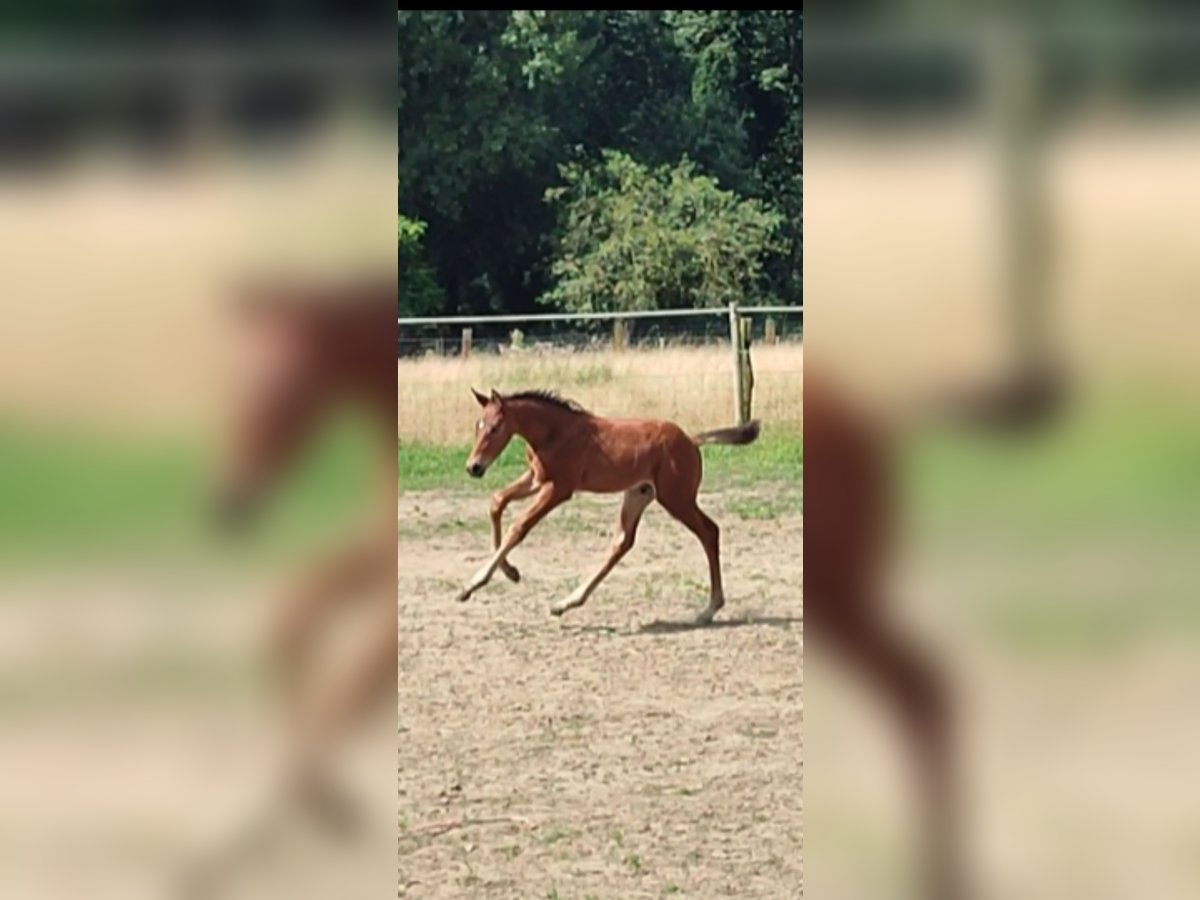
<box><xmin>403</xmin><ymin>815</ymin><xmax>535</xmax><ymax>838</ymax></box>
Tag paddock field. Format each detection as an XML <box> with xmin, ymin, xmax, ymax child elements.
<box><xmin>396</xmin><ymin>332</ymin><xmax>805</xmax><ymax>897</ymax></box>
<box><xmin>397</xmin><ymin>470</ymin><xmax>804</xmax><ymax>899</ymax></box>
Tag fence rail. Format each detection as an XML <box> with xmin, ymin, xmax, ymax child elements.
<box><xmin>397</xmin><ymin>305</ymin><xmax>801</xmax><ymax>327</ymax></box>
<box><xmin>397</xmin><ymin>303</ymin><xmax>803</xmax><ymax>429</ymax></box>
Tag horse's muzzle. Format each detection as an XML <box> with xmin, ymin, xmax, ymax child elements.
<box><xmin>466</xmin><ymin>460</ymin><xmax>486</xmax><ymax>479</ymax></box>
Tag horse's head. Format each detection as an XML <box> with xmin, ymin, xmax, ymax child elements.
<box><xmin>465</xmin><ymin>388</ymin><xmax>514</xmax><ymax>478</ymax></box>
<box><xmin>212</xmin><ymin>296</ymin><xmax>327</xmax><ymax>533</ymax></box>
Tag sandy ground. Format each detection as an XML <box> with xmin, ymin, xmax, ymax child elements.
<box><xmin>4</xmin><ymin>491</ymin><xmax>1198</xmax><ymax>898</ymax></box>
<box><xmin>397</xmin><ymin>486</ymin><xmax>804</xmax><ymax>899</ymax></box>
<box><xmin>0</xmin><ymin>571</ymin><xmax>398</xmax><ymax>900</ymax></box>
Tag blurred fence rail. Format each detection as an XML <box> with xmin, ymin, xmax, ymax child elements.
<box><xmin>0</xmin><ymin>41</ymin><xmax>393</xmax><ymax>81</ymax></box>
<box><xmin>0</xmin><ymin>39</ymin><xmax>393</xmax><ymax>172</ymax></box>
<box><xmin>807</xmin><ymin>16</ymin><xmax>1200</xmax><ymax>121</ymax></box>
<box><xmin>397</xmin><ymin>306</ymin><xmax>803</xmax><ymax>445</ymax></box>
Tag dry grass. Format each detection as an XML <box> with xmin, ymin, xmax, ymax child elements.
<box><xmin>397</xmin><ymin>341</ymin><xmax>804</xmax><ymax>445</ymax></box>
<box><xmin>0</xmin><ymin>125</ymin><xmax>394</xmax><ymax>435</ymax></box>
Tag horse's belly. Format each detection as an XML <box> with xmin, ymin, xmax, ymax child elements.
<box><xmin>578</xmin><ymin>459</ymin><xmax>655</xmax><ymax>493</ymax></box>
<box><xmin>579</xmin><ymin>472</ymin><xmax>643</xmax><ymax>493</ymax></box>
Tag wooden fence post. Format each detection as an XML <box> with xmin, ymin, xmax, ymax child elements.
<box><xmin>728</xmin><ymin>303</ymin><xmax>748</xmax><ymax>425</ymax></box>
<box><xmin>461</xmin><ymin>327</ymin><xmax>472</xmax><ymax>358</ymax></box>
<box><xmin>764</xmin><ymin>317</ymin><xmax>777</xmax><ymax>345</ymax></box>
<box><xmin>612</xmin><ymin>318</ymin><xmax>628</xmax><ymax>353</ymax></box>
<box><xmin>988</xmin><ymin>26</ymin><xmax>1050</xmax><ymax>375</ymax></box>
<box><xmin>737</xmin><ymin>317</ymin><xmax>754</xmax><ymax>424</ymax></box>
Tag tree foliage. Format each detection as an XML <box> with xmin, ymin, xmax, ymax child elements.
<box><xmin>398</xmin><ymin>10</ymin><xmax>803</xmax><ymax>316</ymax></box>
<box><xmin>398</xmin><ymin>215</ymin><xmax>442</xmax><ymax>317</ymax></box>
<box><xmin>543</xmin><ymin>152</ymin><xmax>781</xmax><ymax>313</ymax></box>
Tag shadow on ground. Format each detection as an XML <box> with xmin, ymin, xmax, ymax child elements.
<box><xmin>566</xmin><ymin>614</ymin><xmax>801</xmax><ymax>637</ymax></box>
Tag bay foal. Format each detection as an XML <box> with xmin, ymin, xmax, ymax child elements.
<box><xmin>215</xmin><ymin>281</ymin><xmax>398</xmax><ymax>758</ymax></box>
<box><xmin>456</xmin><ymin>389</ymin><xmax>760</xmax><ymax>623</ymax></box>
<box><xmin>188</xmin><ymin>279</ymin><xmax>396</xmax><ymax>895</ymax></box>
<box><xmin>807</xmin><ymin>363</ymin><xmax>1064</xmax><ymax>900</ymax></box>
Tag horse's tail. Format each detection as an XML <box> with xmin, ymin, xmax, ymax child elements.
<box><xmin>692</xmin><ymin>419</ymin><xmax>762</xmax><ymax>447</ymax></box>
<box><xmin>919</xmin><ymin>361</ymin><xmax>1067</xmax><ymax>434</ymax></box>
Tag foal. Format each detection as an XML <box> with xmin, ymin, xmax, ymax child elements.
<box><xmin>806</xmin><ymin>363</ymin><xmax>1064</xmax><ymax>900</ymax></box>
<box><xmin>190</xmin><ymin>279</ymin><xmax>397</xmax><ymax>893</ymax></box>
<box><xmin>456</xmin><ymin>389</ymin><xmax>760</xmax><ymax>623</ymax></box>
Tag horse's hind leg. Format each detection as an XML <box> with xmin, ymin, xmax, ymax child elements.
<box><xmin>812</xmin><ymin>602</ymin><xmax>962</xmax><ymax>900</ymax></box>
<box><xmin>490</xmin><ymin>469</ymin><xmax>536</xmax><ymax>583</ymax></box>
<box><xmin>656</xmin><ymin>484</ymin><xmax>724</xmax><ymax>625</ymax></box>
<box><xmin>271</xmin><ymin>531</ymin><xmax>390</xmax><ymax>710</ymax></box>
<box><xmin>550</xmin><ymin>483</ymin><xmax>655</xmax><ymax>616</ymax></box>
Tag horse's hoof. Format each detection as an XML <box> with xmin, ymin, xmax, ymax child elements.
<box><xmin>501</xmin><ymin>564</ymin><xmax>521</xmax><ymax>584</ymax></box>
<box><xmin>549</xmin><ymin>604</ymin><xmax>566</xmax><ymax>617</ymax></box>
<box><xmin>298</xmin><ymin>775</ymin><xmax>364</xmax><ymax>840</ymax></box>
<box><xmin>694</xmin><ymin>609</ymin><xmax>717</xmax><ymax>626</ymax></box>
<box><xmin>455</xmin><ymin>589</ymin><xmax>471</xmax><ymax>603</ymax></box>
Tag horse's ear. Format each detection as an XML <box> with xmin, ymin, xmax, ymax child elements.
<box><xmin>490</xmin><ymin>389</ymin><xmax>503</xmax><ymax>407</ymax></box>
<box><xmin>471</xmin><ymin>388</ymin><xmax>489</xmax><ymax>408</ymax></box>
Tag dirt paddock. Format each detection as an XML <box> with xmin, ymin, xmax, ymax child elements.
<box><xmin>398</xmin><ymin>485</ymin><xmax>803</xmax><ymax>898</ymax></box>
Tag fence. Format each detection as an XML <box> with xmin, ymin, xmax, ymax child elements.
<box><xmin>396</xmin><ymin>304</ymin><xmax>803</xmax><ymax>445</ymax></box>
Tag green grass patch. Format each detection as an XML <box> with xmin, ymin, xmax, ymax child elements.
<box><xmin>0</xmin><ymin>419</ymin><xmax>376</xmax><ymax>565</ymax></box>
<box><xmin>906</xmin><ymin>395</ymin><xmax>1200</xmax><ymax>651</ymax></box>
<box><xmin>538</xmin><ymin>827</ymin><xmax>574</xmax><ymax>846</ymax></box>
<box><xmin>398</xmin><ymin>438</ymin><xmax>528</xmax><ymax>491</ymax></box>
<box><xmin>398</xmin><ymin>428</ymin><xmax>802</xmax><ymax>493</ymax></box>
<box><xmin>907</xmin><ymin>397</ymin><xmax>1200</xmax><ymax>537</ymax></box>
<box><xmin>727</xmin><ymin>489</ymin><xmax>802</xmax><ymax>520</ymax></box>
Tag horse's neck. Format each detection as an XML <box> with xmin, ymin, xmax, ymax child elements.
<box><xmin>510</xmin><ymin>402</ymin><xmax>576</xmax><ymax>454</ymax></box>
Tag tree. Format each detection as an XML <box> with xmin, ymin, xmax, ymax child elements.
<box><xmin>399</xmin><ymin>11</ymin><xmax>562</xmax><ymax>315</ymax></box>
<box><xmin>668</xmin><ymin>10</ymin><xmax>803</xmax><ymax>303</ymax></box>
<box><xmin>398</xmin><ymin>215</ymin><xmax>442</xmax><ymax>317</ymax></box>
<box><xmin>542</xmin><ymin>151</ymin><xmax>782</xmax><ymax>313</ymax></box>
<box><xmin>398</xmin><ymin>10</ymin><xmax>802</xmax><ymax>316</ymax></box>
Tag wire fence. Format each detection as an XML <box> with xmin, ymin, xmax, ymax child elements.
<box><xmin>397</xmin><ymin>305</ymin><xmax>803</xmax><ymax>445</ymax></box>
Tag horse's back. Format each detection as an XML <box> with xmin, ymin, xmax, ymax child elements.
<box><xmin>581</xmin><ymin>415</ymin><xmax>698</xmax><ymax>492</ymax></box>
<box><xmin>600</xmin><ymin>416</ymin><xmax>696</xmax><ymax>457</ymax></box>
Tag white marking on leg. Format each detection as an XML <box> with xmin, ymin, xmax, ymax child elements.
<box><xmin>551</xmin><ymin>483</ymin><xmax>654</xmax><ymax>617</ymax></box>
<box><xmin>457</xmin><ymin>482</ymin><xmax>565</xmax><ymax>602</ymax></box>
<box><xmin>549</xmin><ymin>585</ymin><xmax>588</xmax><ymax>616</ymax></box>
<box><xmin>456</xmin><ymin>544</ymin><xmax>512</xmax><ymax>601</ymax></box>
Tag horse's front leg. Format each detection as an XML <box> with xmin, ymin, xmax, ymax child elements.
<box><xmin>490</xmin><ymin>468</ymin><xmax>537</xmax><ymax>583</ymax></box>
<box><xmin>457</xmin><ymin>482</ymin><xmax>567</xmax><ymax>603</ymax></box>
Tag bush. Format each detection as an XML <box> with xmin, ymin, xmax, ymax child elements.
<box><xmin>542</xmin><ymin>150</ymin><xmax>782</xmax><ymax>313</ymax></box>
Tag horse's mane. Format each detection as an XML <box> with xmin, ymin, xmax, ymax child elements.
<box><xmin>506</xmin><ymin>389</ymin><xmax>589</xmax><ymax>415</ymax></box>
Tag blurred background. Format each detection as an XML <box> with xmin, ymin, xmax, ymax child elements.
<box><xmin>7</xmin><ymin>3</ymin><xmax>1200</xmax><ymax>897</ymax></box>
<box><xmin>805</xmin><ymin>5</ymin><xmax>1200</xmax><ymax>899</ymax></box>
<box><xmin>0</xmin><ymin>4</ymin><xmax>394</xmax><ymax>898</ymax></box>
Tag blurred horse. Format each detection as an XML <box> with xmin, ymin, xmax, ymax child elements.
<box><xmin>806</xmin><ymin>361</ymin><xmax>1064</xmax><ymax>900</ymax></box>
<box><xmin>183</xmin><ymin>278</ymin><xmax>396</xmax><ymax>897</ymax></box>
